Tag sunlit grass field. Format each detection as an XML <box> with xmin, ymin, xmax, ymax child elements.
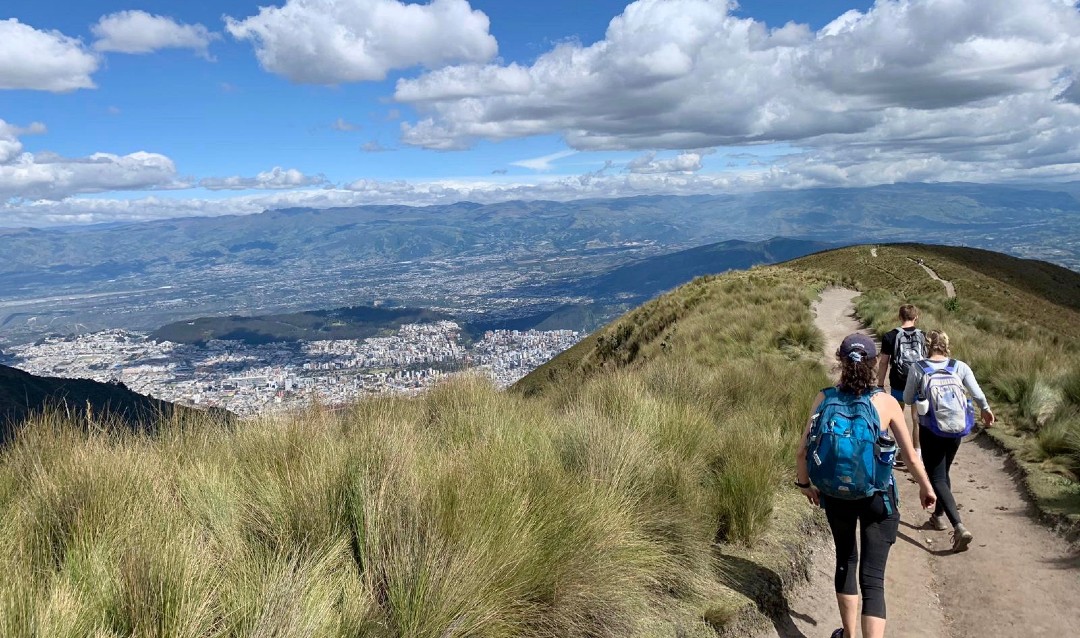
<box><xmin>4</xmin><ymin>242</ymin><xmax>1075</xmax><ymax>637</ymax></box>
<box><xmin>0</xmin><ymin>268</ymin><xmax>831</xmax><ymax>637</ymax></box>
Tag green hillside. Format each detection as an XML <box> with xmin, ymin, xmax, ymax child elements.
<box><xmin>790</xmin><ymin>243</ymin><xmax>1080</xmax><ymax>337</ymax></box>
<box><xmin>0</xmin><ymin>364</ymin><xmax>231</xmax><ymax>444</ymax></box>
<box><xmin>3</xmin><ymin>243</ymin><xmax>1077</xmax><ymax>637</ymax></box>
<box><xmin>0</xmin><ymin>263</ymin><xmax>842</xmax><ymax>637</ymax></box>
<box><xmin>151</xmin><ymin>306</ymin><xmax>457</xmax><ymax>345</ymax></box>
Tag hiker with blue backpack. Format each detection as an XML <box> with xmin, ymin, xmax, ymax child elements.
<box><xmin>797</xmin><ymin>334</ymin><xmax>936</xmax><ymax>638</ymax></box>
<box><xmin>904</xmin><ymin>329</ymin><xmax>995</xmax><ymax>552</ymax></box>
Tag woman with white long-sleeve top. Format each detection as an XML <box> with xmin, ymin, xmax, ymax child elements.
<box><xmin>903</xmin><ymin>330</ymin><xmax>995</xmax><ymax>552</ymax></box>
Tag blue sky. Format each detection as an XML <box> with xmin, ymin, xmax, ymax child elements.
<box><xmin>2</xmin><ymin>0</ymin><xmax>1079</xmax><ymax>226</ymax></box>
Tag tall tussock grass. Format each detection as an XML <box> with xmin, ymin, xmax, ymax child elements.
<box><xmin>0</xmin><ymin>269</ymin><xmax>829</xmax><ymax>637</ymax></box>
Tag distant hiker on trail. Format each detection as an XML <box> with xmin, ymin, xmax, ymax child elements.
<box><xmin>878</xmin><ymin>304</ymin><xmax>926</xmax><ymax>466</ymax></box>
<box><xmin>904</xmin><ymin>330</ymin><xmax>995</xmax><ymax>552</ymax></box>
<box><xmin>797</xmin><ymin>334</ymin><xmax>936</xmax><ymax>638</ymax></box>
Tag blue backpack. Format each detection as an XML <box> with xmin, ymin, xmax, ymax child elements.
<box><xmin>807</xmin><ymin>388</ymin><xmax>895</xmax><ymax>510</ymax></box>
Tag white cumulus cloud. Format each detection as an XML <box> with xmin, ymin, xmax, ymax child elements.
<box><xmin>394</xmin><ymin>0</ymin><xmax>1080</xmax><ymax>182</ymax></box>
<box><xmin>0</xmin><ymin>19</ymin><xmax>99</xmax><ymax>92</ymax></box>
<box><xmin>1</xmin><ymin>153</ymin><xmax>181</xmax><ymax>202</ymax></box>
<box><xmin>0</xmin><ymin>120</ymin><xmax>46</xmax><ymax>164</ymax></box>
<box><xmin>225</xmin><ymin>0</ymin><xmax>498</xmax><ymax>84</ymax></box>
<box><xmin>92</xmin><ymin>11</ymin><xmax>219</xmax><ymax>57</ymax></box>
<box><xmin>199</xmin><ymin>167</ymin><xmax>328</xmax><ymax>190</ymax></box>
<box><xmin>627</xmin><ymin>151</ymin><xmax>707</xmax><ymax>174</ymax></box>
<box><xmin>0</xmin><ymin>119</ymin><xmax>183</xmax><ymax>201</ymax></box>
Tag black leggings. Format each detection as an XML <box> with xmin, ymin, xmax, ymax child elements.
<box><xmin>822</xmin><ymin>489</ymin><xmax>900</xmax><ymax>619</ymax></box>
<box><xmin>920</xmin><ymin>426</ymin><xmax>963</xmax><ymax>526</ymax></box>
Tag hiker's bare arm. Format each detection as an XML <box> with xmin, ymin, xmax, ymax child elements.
<box><xmin>876</xmin><ymin>354</ymin><xmax>890</xmax><ymax>388</ymax></box>
<box><xmin>796</xmin><ymin>392</ymin><xmax>825</xmax><ymax>505</ymax></box>
<box><xmin>959</xmin><ymin>363</ymin><xmax>995</xmax><ymax>425</ymax></box>
<box><xmin>875</xmin><ymin>393</ymin><xmax>937</xmax><ymax>510</ymax></box>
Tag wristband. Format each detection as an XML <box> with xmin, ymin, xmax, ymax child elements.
<box><xmin>794</xmin><ymin>480</ymin><xmax>811</xmax><ymax>489</ymax></box>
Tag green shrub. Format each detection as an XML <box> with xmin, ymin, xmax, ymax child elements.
<box><xmin>1061</xmin><ymin>367</ymin><xmax>1080</xmax><ymax>408</ymax></box>
<box><xmin>1029</xmin><ymin>409</ymin><xmax>1080</xmax><ymax>480</ymax></box>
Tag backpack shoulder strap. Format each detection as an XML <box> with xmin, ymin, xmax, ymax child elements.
<box><xmin>945</xmin><ymin>359</ymin><xmax>958</xmax><ymax>373</ymax></box>
<box><xmin>917</xmin><ymin>359</ymin><xmax>934</xmax><ymax>374</ymax></box>
<box><xmin>819</xmin><ymin>387</ymin><xmax>841</xmax><ymax>405</ymax></box>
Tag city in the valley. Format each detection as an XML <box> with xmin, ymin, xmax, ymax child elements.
<box><xmin>8</xmin><ymin>323</ymin><xmax>581</xmax><ymax>417</ymax></box>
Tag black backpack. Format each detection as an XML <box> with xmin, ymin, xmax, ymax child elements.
<box><xmin>890</xmin><ymin>328</ymin><xmax>925</xmax><ymax>381</ymax></box>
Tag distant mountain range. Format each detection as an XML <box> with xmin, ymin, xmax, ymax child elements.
<box><xmin>149</xmin><ymin>237</ymin><xmax>834</xmax><ymax>343</ymax></box>
<box><xmin>1</xmin><ymin>182</ymin><xmax>1077</xmax><ymax>345</ymax></box>
<box><xmin>0</xmin><ymin>364</ymin><xmax>230</xmax><ymax>443</ymax></box>
<box><xmin>2</xmin><ymin>183</ymin><xmax>1076</xmax><ymax>292</ymax></box>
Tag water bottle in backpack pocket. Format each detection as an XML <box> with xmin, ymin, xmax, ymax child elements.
<box><xmin>917</xmin><ymin>359</ymin><xmax>975</xmax><ymax>438</ymax></box>
<box><xmin>807</xmin><ymin>388</ymin><xmax>895</xmax><ymax>509</ymax></box>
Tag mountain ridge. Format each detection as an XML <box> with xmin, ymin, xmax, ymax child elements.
<box><xmin>0</xmin><ymin>364</ymin><xmax>231</xmax><ymax>443</ymax></box>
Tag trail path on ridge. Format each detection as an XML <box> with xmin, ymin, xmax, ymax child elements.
<box><xmin>909</xmin><ymin>259</ymin><xmax>956</xmax><ymax>298</ymax></box>
<box><xmin>754</xmin><ymin>288</ymin><xmax>1079</xmax><ymax>637</ymax></box>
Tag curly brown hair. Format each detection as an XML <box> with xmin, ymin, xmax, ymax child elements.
<box><xmin>838</xmin><ymin>355</ymin><xmax>878</xmax><ymax>395</ymax></box>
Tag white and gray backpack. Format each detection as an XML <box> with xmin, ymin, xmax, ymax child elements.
<box><xmin>918</xmin><ymin>359</ymin><xmax>976</xmax><ymax>438</ymax></box>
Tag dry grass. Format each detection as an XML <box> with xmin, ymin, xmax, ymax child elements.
<box><xmin>0</xmin><ymin>268</ymin><xmax>832</xmax><ymax>637</ymax></box>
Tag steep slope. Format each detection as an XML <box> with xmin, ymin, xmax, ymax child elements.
<box><xmin>514</xmin><ymin>244</ymin><xmax>1080</xmax><ymax>635</ymax></box>
<box><xmin>519</xmin><ymin>243</ymin><xmax>1080</xmax><ymax>516</ymax></box>
<box><xmin>0</xmin><ymin>263</ymin><xmax>838</xmax><ymax>636</ymax></box>
<box><xmin>0</xmin><ymin>364</ymin><xmax>230</xmax><ymax>442</ymax></box>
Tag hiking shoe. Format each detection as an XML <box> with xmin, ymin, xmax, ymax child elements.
<box><xmin>928</xmin><ymin>514</ymin><xmax>948</xmax><ymax>531</ymax></box>
<box><xmin>951</xmin><ymin>524</ymin><xmax>973</xmax><ymax>552</ymax></box>
<box><xmin>830</xmin><ymin>629</ymin><xmax>845</xmax><ymax>638</ymax></box>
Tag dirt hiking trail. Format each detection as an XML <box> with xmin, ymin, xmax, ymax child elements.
<box><xmin>755</xmin><ymin>288</ymin><xmax>1080</xmax><ymax>638</ymax></box>
<box><xmin>908</xmin><ymin>259</ymin><xmax>956</xmax><ymax>298</ymax></box>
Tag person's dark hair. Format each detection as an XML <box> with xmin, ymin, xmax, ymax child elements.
<box><xmin>838</xmin><ymin>355</ymin><xmax>878</xmax><ymax>395</ymax></box>
<box><xmin>899</xmin><ymin>304</ymin><xmax>919</xmax><ymax>322</ymax></box>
